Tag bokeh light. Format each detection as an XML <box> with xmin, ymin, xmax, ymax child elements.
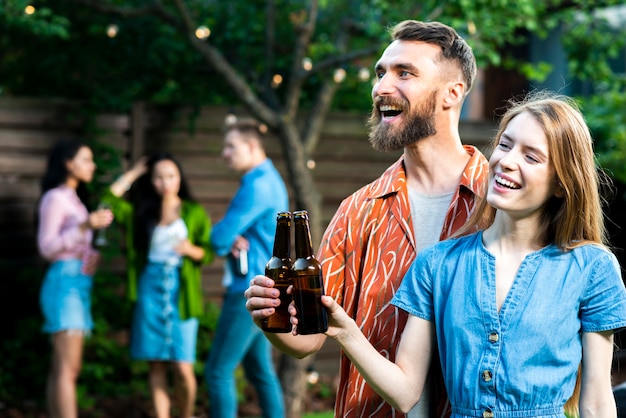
<box><xmin>271</xmin><ymin>74</ymin><xmax>283</xmax><ymax>88</ymax></box>
<box><xmin>106</xmin><ymin>24</ymin><xmax>119</xmax><ymax>38</ymax></box>
<box><xmin>302</xmin><ymin>57</ymin><xmax>313</xmax><ymax>71</ymax></box>
<box><xmin>195</xmin><ymin>26</ymin><xmax>211</xmax><ymax>40</ymax></box>
<box><xmin>333</xmin><ymin>68</ymin><xmax>346</xmax><ymax>83</ymax></box>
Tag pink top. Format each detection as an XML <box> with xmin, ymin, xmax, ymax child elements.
<box><xmin>37</xmin><ymin>185</ymin><xmax>93</xmax><ymax>262</ymax></box>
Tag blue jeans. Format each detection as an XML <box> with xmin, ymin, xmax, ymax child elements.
<box><xmin>205</xmin><ymin>293</ymin><xmax>285</xmax><ymax>418</ymax></box>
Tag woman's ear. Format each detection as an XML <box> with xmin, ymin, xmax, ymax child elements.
<box><xmin>555</xmin><ymin>182</ymin><xmax>565</xmax><ymax>198</ymax></box>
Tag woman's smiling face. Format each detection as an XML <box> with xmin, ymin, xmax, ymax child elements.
<box><xmin>487</xmin><ymin>111</ymin><xmax>559</xmax><ymax>220</ymax></box>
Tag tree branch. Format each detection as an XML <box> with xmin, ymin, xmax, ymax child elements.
<box><xmin>303</xmin><ymin>20</ymin><xmax>355</xmax><ymax>154</ymax></box>
<box><xmin>306</xmin><ymin>45</ymin><xmax>382</xmax><ymax>75</ymax></box>
<box><xmin>254</xmin><ymin>0</ymin><xmax>282</xmax><ymax>112</ymax></box>
<box><xmin>263</xmin><ymin>0</ymin><xmax>276</xmax><ymax>85</ymax></box>
<box><xmin>303</xmin><ymin>80</ymin><xmax>340</xmax><ymax>155</ymax></box>
<box><xmin>66</xmin><ymin>0</ymin><xmax>280</xmax><ymax>127</ymax></box>
<box><xmin>66</xmin><ymin>0</ymin><xmax>180</xmax><ymax>27</ymax></box>
<box><xmin>283</xmin><ymin>1</ymin><xmax>319</xmax><ymax>121</ymax></box>
<box><xmin>167</xmin><ymin>0</ymin><xmax>279</xmax><ymax>126</ymax></box>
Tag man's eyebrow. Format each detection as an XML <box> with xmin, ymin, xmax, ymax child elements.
<box><xmin>374</xmin><ymin>62</ymin><xmax>419</xmax><ymax>74</ymax></box>
<box><xmin>394</xmin><ymin>62</ymin><xmax>419</xmax><ymax>73</ymax></box>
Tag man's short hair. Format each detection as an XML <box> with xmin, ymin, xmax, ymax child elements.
<box><xmin>224</xmin><ymin>117</ymin><xmax>268</xmax><ymax>144</ymax></box>
<box><xmin>391</xmin><ymin>20</ymin><xmax>477</xmax><ymax>95</ymax></box>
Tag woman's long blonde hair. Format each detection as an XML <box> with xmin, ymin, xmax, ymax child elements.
<box><xmin>458</xmin><ymin>92</ymin><xmax>613</xmax><ymax>416</ymax></box>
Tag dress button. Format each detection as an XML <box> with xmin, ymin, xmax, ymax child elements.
<box><xmin>488</xmin><ymin>332</ymin><xmax>499</xmax><ymax>343</ymax></box>
<box><xmin>483</xmin><ymin>409</ymin><xmax>494</xmax><ymax>418</ymax></box>
<box><xmin>482</xmin><ymin>370</ymin><xmax>493</xmax><ymax>382</ymax></box>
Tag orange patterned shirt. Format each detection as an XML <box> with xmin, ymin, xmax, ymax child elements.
<box><xmin>319</xmin><ymin>146</ymin><xmax>488</xmax><ymax>418</ymax></box>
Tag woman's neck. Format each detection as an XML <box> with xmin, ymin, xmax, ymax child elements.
<box><xmin>64</xmin><ymin>177</ymin><xmax>79</xmax><ymax>190</ymax></box>
<box><xmin>483</xmin><ymin>212</ymin><xmax>545</xmax><ymax>255</ymax></box>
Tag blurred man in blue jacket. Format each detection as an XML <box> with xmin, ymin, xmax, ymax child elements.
<box><xmin>205</xmin><ymin>118</ymin><xmax>288</xmax><ymax>418</ymax></box>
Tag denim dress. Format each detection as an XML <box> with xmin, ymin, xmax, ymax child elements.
<box><xmin>393</xmin><ymin>232</ymin><xmax>626</xmax><ymax>418</ymax></box>
<box><xmin>130</xmin><ymin>219</ymin><xmax>198</xmax><ymax>362</ymax></box>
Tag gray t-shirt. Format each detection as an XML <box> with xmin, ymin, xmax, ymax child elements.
<box><xmin>408</xmin><ymin>187</ymin><xmax>454</xmax><ymax>253</ymax></box>
<box><xmin>406</xmin><ymin>186</ymin><xmax>453</xmax><ymax>418</ymax></box>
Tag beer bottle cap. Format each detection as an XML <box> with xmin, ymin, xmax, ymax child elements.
<box><xmin>293</xmin><ymin>210</ymin><xmax>308</xmax><ymax>219</ymax></box>
<box><xmin>277</xmin><ymin>211</ymin><xmax>292</xmax><ymax>219</ymax></box>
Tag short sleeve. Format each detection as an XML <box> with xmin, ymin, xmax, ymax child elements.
<box><xmin>581</xmin><ymin>250</ymin><xmax>626</xmax><ymax>333</ymax></box>
<box><xmin>392</xmin><ymin>247</ymin><xmax>435</xmax><ymax>322</ymax></box>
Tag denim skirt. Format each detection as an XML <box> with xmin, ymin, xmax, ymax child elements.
<box><xmin>130</xmin><ymin>262</ymin><xmax>198</xmax><ymax>362</ymax></box>
<box><xmin>39</xmin><ymin>258</ymin><xmax>93</xmax><ymax>334</ymax></box>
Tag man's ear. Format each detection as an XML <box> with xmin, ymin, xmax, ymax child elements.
<box><xmin>442</xmin><ymin>82</ymin><xmax>464</xmax><ymax>109</ymax></box>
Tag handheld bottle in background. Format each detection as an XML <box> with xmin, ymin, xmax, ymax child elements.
<box><xmin>262</xmin><ymin>211</ymin><xmax>293</xmax><ymax>333</ymax></box>
<box><xmin>237</xmin><ymin>248</ymin><xmax>248</xmax><ymax>275</ymax></box>
<box><xmin>94</xmin><ymin>202</ymin><xmax>110</xmax><ymax>247</ymax></box>
<box><xmin>291</xmin><ymin>210</ymin><xmax>328</xmax><ymax>335</ymax></box>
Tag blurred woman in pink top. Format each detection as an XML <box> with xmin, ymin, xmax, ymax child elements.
<box><xmin>37</xmin><ymin>139</ymin><xmax>113</xmax><ymax>418</ymax></box>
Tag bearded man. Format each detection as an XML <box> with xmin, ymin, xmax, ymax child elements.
<box><xmin>246</xmin><ymin>20</ymin><xmax>488</xmax><ymax>418</ymax></box>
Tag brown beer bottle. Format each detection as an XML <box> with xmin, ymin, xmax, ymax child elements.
<box><xmin>261</xmin><ymin>211</ymin><xmax>293</xmax><ymax>333</ymax></box>
<box><xmin>291</xmin><ymin>210</ymin><xmax>328</xmax><ymax>335</ymax></box>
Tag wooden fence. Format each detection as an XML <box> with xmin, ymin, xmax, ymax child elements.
<box><xmin>0</xmin><ymin>97</ymin><xmax>495</xmax><ymax>376</ymax></box>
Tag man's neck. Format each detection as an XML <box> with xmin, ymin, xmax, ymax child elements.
<box><xmin>403</xmin><ymin>135</ymin><xmax>470</xmax><ymax>195</ymax></box>
<box><xmin>242</xmin><ymin>155</ymin><xmax>267</xmax><ymax>175</ymax></box>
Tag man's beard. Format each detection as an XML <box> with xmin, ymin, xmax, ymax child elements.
<box><xmin>367</xmin><ymin>90</ymin><xmax>438</xmax><ymax>152</ymax></box>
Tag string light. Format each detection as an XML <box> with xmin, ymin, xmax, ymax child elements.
<box><xmin>106</xmin><ymin>24</ymin><xmax>119</xmax><ymax>38</ymax></box>
<box><xmin>358</xmin><ymin>67</ymin><xmax>370</xmax><ymax>82</ymax></box>
<box><xmin>467</xmin><ymin>21</ymin><xmax>477</xmax><ymax>35</ymax></box>
<box><xmin>306</xmin><ymin>369</ymin><xmax>320</xmax><ymax>384</ymax></box>
<box><xmin>302</xmin><ymin>57</ymin><xmax>313</xmax><ymax>71</ymax></box>
<box><xmin>271</xmin><ymin>74</ymin><xmax>283</xmax><ymax>88</ymax></box>
<box><xmin>224</xmin><ymin>114</ymin><xmax>237</xmax><ymax>125</ymax></box>
<box><xmin>24</xmin><ymin>5</ymin><xmax>36</xmax><ymax>14</ymax></box>
<box><xmin>306</xmin><ymin>159</ymin><xmax>316</xmax><ymax>169</ymax></box>
<box><xmin>333</xmin><ymin>68</ymin><xmax>346</xmax><ymax>83</ymax></box>
<box><xmin>195</xmin><ymin>26</ymin><xmax>211</xmax><ymax>40</ymax></box>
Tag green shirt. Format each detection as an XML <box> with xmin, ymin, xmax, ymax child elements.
<box><xmin>103</xmin><ymin>190</ymin><xmax>213</xmax><ymax>319</ymax></box>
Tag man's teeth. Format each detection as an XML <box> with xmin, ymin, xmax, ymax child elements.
<box><xmin>495</xmin><ymin>175</ymin><xmax>520</xmax><ymax>189</ymax></box>
<box><xmin>379</xmin><ymin>105</ymin><xmax>402</xmax><ymax>112</ymax></box>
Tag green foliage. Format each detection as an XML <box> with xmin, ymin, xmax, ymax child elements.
<box><xmin>583</xmin><ymin>87</ymin><xmax>626</xmax><ymax>183</ymax></box>
<box><xmin>1</xmin><ymin>0</ymin><xmax>70</xmax><ymax>38</ymax></box>
<box><xmin>0</xmin><ymin>262</ymin><xmax>49</xmax><ymax>405</ymax></box>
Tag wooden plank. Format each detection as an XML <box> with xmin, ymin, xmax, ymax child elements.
<box><xmin>0</xmin><ymin>129</ymin><xmax>72</xmax><ymax>151</ymax></box>
<box><xmin>0</xmin><ymin>178</ymin><xmax>40</xmax><ymax>199</ymax></box>
<box><xmin>0</xmin><ymin>153</ymin><xmax>46</xmax><ymax>175</ymax></box>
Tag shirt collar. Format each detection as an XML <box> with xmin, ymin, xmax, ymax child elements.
<box><xmin>242</xmin><ymin>158</ymin><xmax>273</xmax><ymax>181</ymax></box>
<box><xmin>365</xmin><ymin>145</ymin><xmax>487</xmax><ymax>200</ymax></box>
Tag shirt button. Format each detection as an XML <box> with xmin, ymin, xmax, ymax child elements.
<box><xmin>488</xmin><ymin>332</ymin><xmax>499</xmax><ymax>343</ymax></box>
<box><xmin>483</xmin><ymin>410</ymin><xmax>494</xmax><ymax>418</ymax></box>
<box><xmin>482</xmin><ymin>370</ymin><xmax>493</xmax><ymax>382</ymax></box>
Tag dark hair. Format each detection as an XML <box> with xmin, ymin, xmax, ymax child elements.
<box><xmin>129</xmin><ymin>152</ymin><xmax>195</xmax><ymax>253</ymax></box>
<box><xmin>40</xmin><ymin>139</ymin><xmax>91</xmax><ymax>206</ymax></box>
<box><xmin>224</xmin><ymin>117</ymin><xmax>267</xmax><ymax>146</ymax></box>
<box><xmin>391</xmin><ymin>20</ymin><xmax>477</xmax><ymax>96</ymax></box>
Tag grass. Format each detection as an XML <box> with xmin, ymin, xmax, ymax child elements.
<box><xmin>303</xmin><ymin>412</ymin><xmax>334</xmax><ymax>418</ymax></box>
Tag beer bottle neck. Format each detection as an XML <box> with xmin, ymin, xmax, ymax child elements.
<box><xmin>272</xmin><ymin>219</ymin><xmax>291</xmax><ymax>258</ymax></box>
<box><xmin>294</xmin><ymin>218</ymin><xmax>314</xmax><ymax>259</ymax></box>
